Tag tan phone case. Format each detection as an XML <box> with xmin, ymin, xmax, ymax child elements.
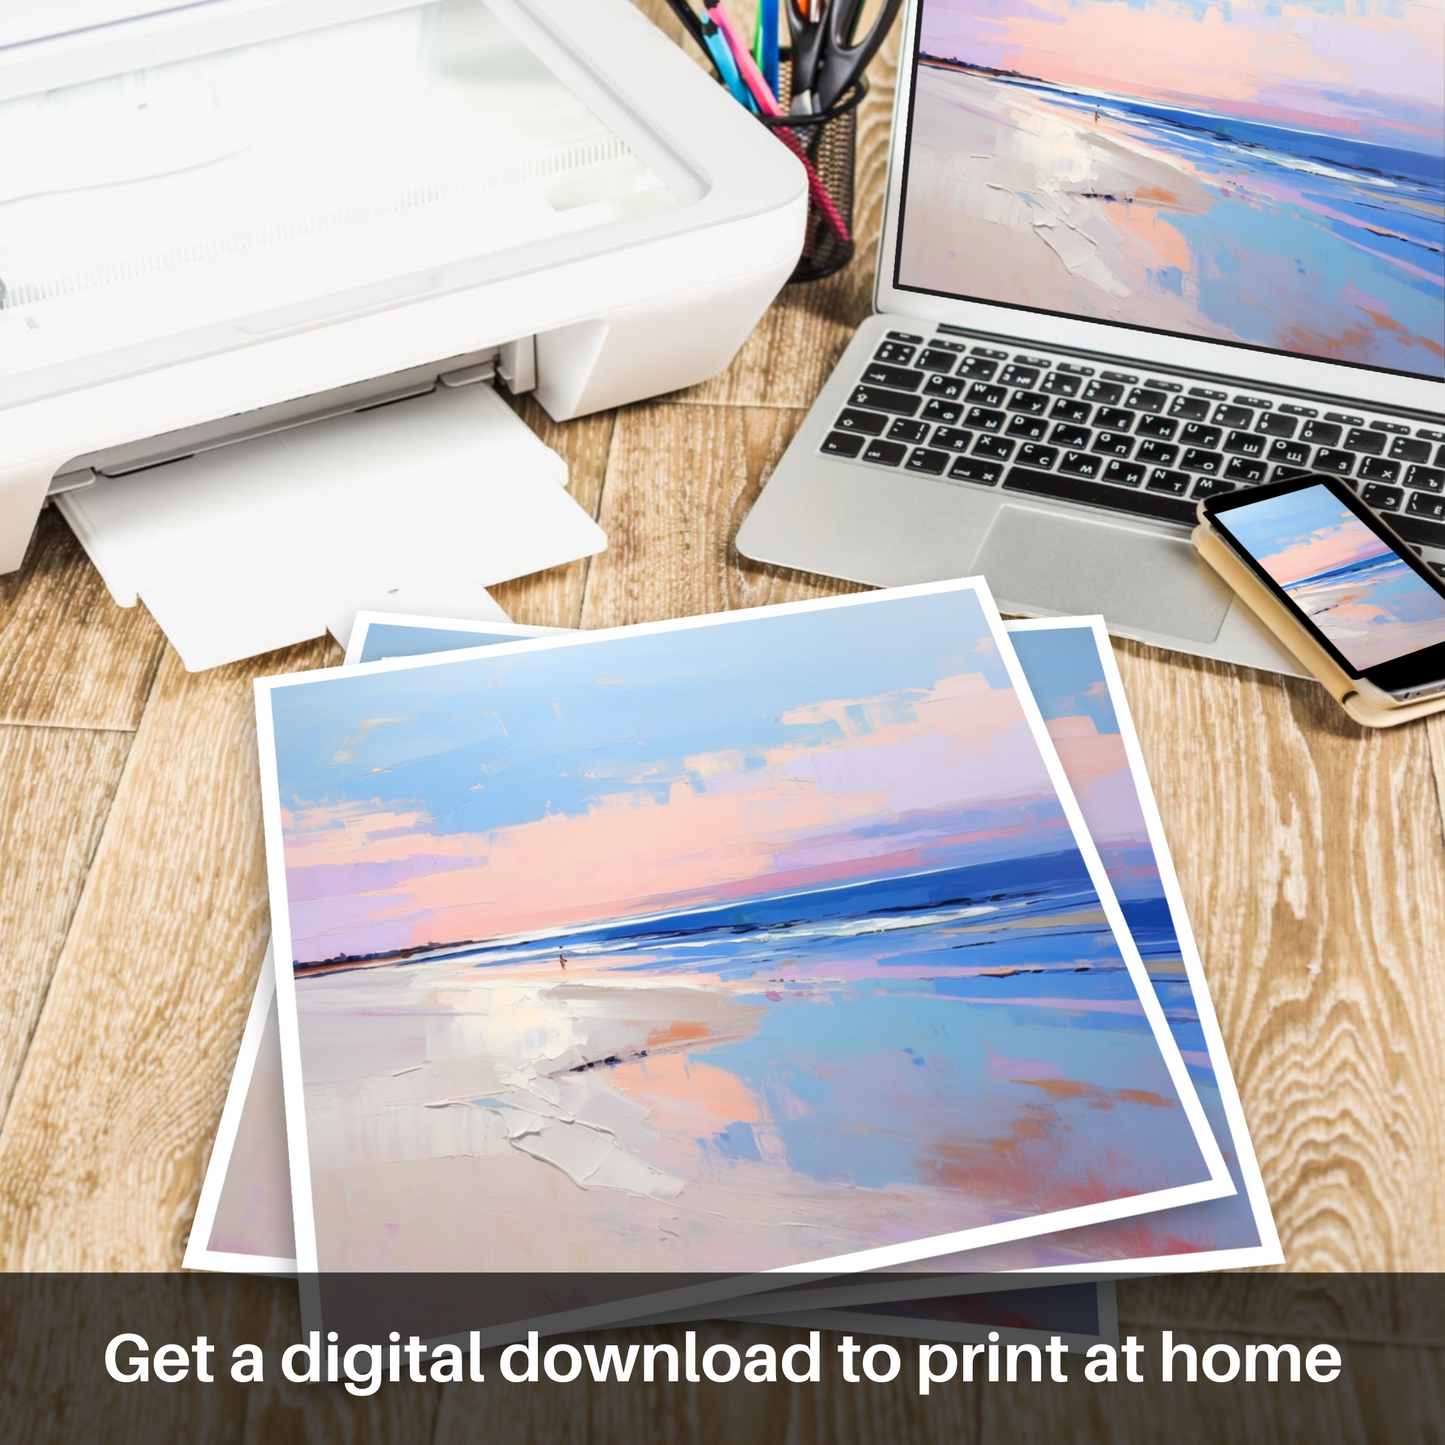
<box><xmin>1192</xmin><ymin>520</ymin><xmax>1445</xmax><ymax>728</ymax></box>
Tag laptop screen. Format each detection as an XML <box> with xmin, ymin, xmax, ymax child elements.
<box><xmin>894</xmin><ymin>0</ymin><xmax>1445</xmax><ymax>381</ymax></box>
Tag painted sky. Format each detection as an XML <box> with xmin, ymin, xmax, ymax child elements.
<box><xmin>271</xmin><ymin>592</ymin><xmax>1077</xmax><ymax>965</ymax></box>
<box><xmin>919</xmin><ymin>0</ymin><xmax>1444</xmax><ymax>146</ymax></box>
<box><xmin>1220</xmin><ymin>484</ymin><xmax>1391</xmax><ymax>586</ymax></box>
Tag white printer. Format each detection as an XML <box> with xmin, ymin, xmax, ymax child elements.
<box><xmin>0</xmin><ymin>0</ymin><xmax>806</xmax><ymax>663</ymax></box>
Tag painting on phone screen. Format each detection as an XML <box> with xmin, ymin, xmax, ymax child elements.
<box><xmin>1225</xmin><ymin>484</ymin><xmax>1445</xmax><ymax>670</ymax></box>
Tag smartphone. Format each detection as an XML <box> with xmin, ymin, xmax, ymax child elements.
<box><xmin>1201</xmin><ymin>474</ymin><xmax>1445</xmax><ymax>705</ymax></box>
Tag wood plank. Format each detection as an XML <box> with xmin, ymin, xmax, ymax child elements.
<box><xmin>0</xmin><ymin>725</ymin><xmax>133</xmax><ymax>1126</ymax></box>
<box><xmin>0</xmin><ymin>639</ymin><xmax>335</xmax><ymax>1269</ymax></box>
<box><xmin>0</xmin><ymin>508</ymin><xmax>165</xmax><ymax>730</ymax></box>
<box><xmin>579</xmin><ymin>403</ymin><xmax>866</xmax><ymax>630</ymax></box>
<box><xmin>489</xmin><ymin>397</ymin><xmax>614</xmax><ymax>630</ymax></box>
<box><xmin>430</xmin><ymin>1323</ymin><xmax>979</xmax><ymax>1445</ymax></box>
<box><xmin>983</xmin><ymin>1323</ymin><xmax>1425</xmax><ymax>1444</ymax></box>
<box><xmin>1108</xmin><ymin>638</ymin><xmax>1445</xmax><ymax>1270</ymax></box>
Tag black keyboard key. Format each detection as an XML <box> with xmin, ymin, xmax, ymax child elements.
<box><xmin>887</xmin><ymin>418</ymin><xmax>932</xmax><ymax>444</ymax></box>
<box><xmin>1008</xmin><ymin>390</ymin><xmax>1050</xmax><ymax>415</ymax></box>
<box><xmin>1093</xmin><ymin>432</ymin><xmax>1135</xmax><ymax>458</ymax></box>
<box><xmin>1169</xmin><ymin>395</ymin><xmax>1211</xmax><ymax>421</ymax></box>
<box><xmin>1060</xmin><ymin>451</ymin><xmax>1103</xmax><ymax>478</ymax></box>
<box><xmin>998</xmin><ymin>364</ymin><xmax>1040</xmax><ymax>388</ymax></box>
<box><xmin>886</xmin><ymin>330</ymin><xmax>924</xmax><ymax>343</ymax></box>
<box><xmin>1137</xmin><ymin>440</ymin><xmax>1179</xmax><ymax>467</ymax></box>
<box><xmin>1407</xmin><ymin>465</ymin><xmax>1445</xmax><ymax>493</ymax></box>
<box><xmin>874</xmin><ymin>342</ymin><xmax>916</xmax><ymax>365</ymax></box>
<box><xmin>1224</xmin><ymin>456</ymin><xmax>1268</xmax><ymax>483</ymax></box>
<box><xmin>1361</xmin><ymin>483</ymin><xmax>1402</xmax><ymax>511</ymax></box>
<box><xmin>1004</xmin><ymin>465</ymin><xmax>1197</xmax><ymax>524</ymax></box>
<box><xmin>922</xmin><ymin>398</ymin><xmax>963</xmax><ymax>425</ymax></box>
<box><xmin>958</xmin><ymin>356</ymin><xmax>999</xmax><ymax>380</ymax></box>
<box><xmin>1407</xmin><ymin>491</ymin><xmax>1445</xmax><ymax>521</ymax></box>
<box><xmin>1017</xmin><ymin>444</ymin><xmax>1058</xmax><ymax>469</ymax></box>
<box><xmin>860</xmin><ymin>438</ymin><xmax>907</xmax><ymax>467</ymax></box>
<box><xmin>1393</xmin><ymin>514</ymin><xmax>1445</xmax><ymax>550</ymax></box>
<box><xmin>1006</xmin><ymin>414</ymin><xmax>1048</xmax><ymax>441</ymax></box>
<box><xmin>967</xmin><ymin>382</ymin><xmax>1008</xmax><ymax>407</ymax></box>
<box><xmin>821</xmin><ymin>431</ymin><xmax>865</xmax><ymax>458</ymax></box>
<box><xmin>1041</xmin><ymin>372</ymin><xmax>1081</xmax><ymax>397</ymax></box>
<box><xmin>1358</xmin><ymin>457</ymin><xmax>1400</xmax><ymax>483</ymax></box>
<box><xmin>971</xmin><ymin>346</ymin><xmax>1009</xmax><ymax>359</ymax></box>
<box><xmin>1273</xmin><ymin>465</ymin><xmax>1316</xmax><ymax>481</ymax></box>
<box><xmin>1268</xmin><ymin>438</ymin><xmax>1312</xmax><ymax>467</ymax></box>
<box><xmin>1050</xmin><ymin>398</ymin><xmax>1092</xmax><ymax>424</ymax></box>
<box><xmin>1094</xmin><ymin>406</ymin><xmax>1134</xmax><ymax>432</ymax></box>
<box><xmin>1257</xmin><ymin>413</ymin><xmax>1298</xmax><ymax>438</ymax></box>
<box><xmin>966</xmin><ymin>406</ymin><xmax>1006</xmax><ymax>432</ymax></box>
<box><xmin>1300</xmin><ymin>420</ymin><xmax>1341</xmax><ymax>446</ymax></box>
<box><xmin>1223</xmin><ymin>430</ymin><xmax>1266</xmax><ymax>458</ymax></box>
<box><xmin>1325</xmin><ymin>411</ymin><xmax>1363</xmax><ymax>426</ymax></box>
<box><xmin>907</xmin><ymin>447</ymin><xmax>951</xmax><ymax>475</ymax></box>
<box><xmin>1057</xmin><ymin>362</ymin><xmax>1094</xmax><ymax>375</ymax></box>
<box><xmin>835</xmin><ymin>408</ymin><xmax>889</xmax><ymax>435</ymax></box>
<box><xmin>1103</xmin><ymin>459</ymin><xmax>1146</xmax><ymax>487</ymax></box>
<box><xmin>1424</xmin><ymin>428</ymin><xmax>1445</xmax><ymax>442</ymax></box>
<box><xmin>1189</xmin><ymin>386</ymin><xmax>1226</xmax><ymax>400</ymax></box>
<box><xmin>1344</xmin><ymin>428</ymin><xmax>1384</xmax><ymax>455</ymax></box>
<box><xmin>931</xmin><ymin>339</ymin><xmax>969</xmax><ymax>352</ymax></box>
<box><xmin>924</xmin><ymin>374</ymin><xmax>967</xmax><ymax>400</ymax></box>
<box><xmin>973</xmin><ymin>435</ymin><xmax>1015</xmax><ymax>461</ymax></box>
<box><xmin>1136</xmin><ymin>414</ymin><xmax>1178</xmax><ymax>440</ymax></box>
<box><xmin>1102</xmin><ymin>370</ymin><xmax>1138</xmax><ymax>384</ymax></box>
<box><xmin>1051</xmin><ymin>423</ymin><xmax>1091</xmax><ymax>449</ymax></box>
<box><xmin>862</xmin><ymin>363</ymin><xmax>925</xmax><ymax>390</ymax></box>
<box><xmin>916</xmin><ymin>348</ymin><xmax>959</xmax><ymax>373</ymax></box>
<box><xmin>948</xmin><ymin>457</ymin><xmax>1003</xmax><ymax>485</ymax></box>
<box><xmin>850</xmin><ymin>384</ymin><xmax>921</xmax><ymax>417</ymax></box>
<box><xmin>1214</xmin><ymin>404</ymin><xmax>1254</xmax><ymax>429</ymax></box>
<box><xmin>1180</xmin><ymin>423</ymin><xmax>1222</xmax><ymax>449</ymax></box>
<box><xmin>1390</xmin><ymin>436</ymin><xmax>1431</xmax><ymax>463</ymax></box>
<box><xmin>1126</xmin><ymin>388</ymin><xmax>1167</xmax><ymax>413</ymax></box>
<box><xmin>1279</xmin><ymin>403</ymin><xmax>1317</xmax><ymax>417</ymax></box>
<box><xmin>1437</xmin><ymin>445</ymin><xmax>1445</xmax><ymax>466</ymax></box>
<box><xmin>930</xmin><ymin>426</ymin><xmax>974</xmax><ymax>452</ymax></box>
<box><xmin>1314</xmin><ymin>448</ymin><xmax>1354</xmax><ymax>475</ymax></box>
<box><xmin>1192</xmin><ymin>477</ymin><xmax>1236</xmax><ymax>499</ymax></box>
<box><xmin>1083</xmin><ymin>379</ymin><xmax>1124</xmax><ymax>405</ymax></box>
<box><xmin>1182</xmin><ymin>447</ymin><xmax>1224</xmax><ymax>474</ymax></box>
<box><xmin>1147</xmin><ymin>469</ymin><xmax>1191</xmax><ymax>495</ymax></box>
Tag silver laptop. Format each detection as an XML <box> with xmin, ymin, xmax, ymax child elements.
<box><xmin>738</xmin><ymin>0</ymin><xmax>1445</xmax><ymax>673</ymax></box>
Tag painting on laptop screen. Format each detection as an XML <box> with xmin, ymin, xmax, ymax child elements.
<box><xmin>900</xmin><ymin>0</ymin><xmax>1445</xmax><ymax>378</ymax></box>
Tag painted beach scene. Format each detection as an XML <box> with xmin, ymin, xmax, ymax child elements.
<box><xmin>901</xmin><ymin>621</ymin><xmax>1272</xmax><ymax>1271</ymax></box>
<box><xmin>903</xmin><ymin>0</ymin><xmax>1444</xmax><ymax>376</ymax></box>
<box><xmin>1224</xmin><ymin>483</ymin><xmax>1445</xmax><ymax>670</ymax></box>
<box><xmin>264</xmin><ymin>587</ymin><xmax>1221</xmax><ymax>1274</ymax></box>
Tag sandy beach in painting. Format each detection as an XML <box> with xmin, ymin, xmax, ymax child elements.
<box><xmin>296</xmin><ymin>859</ymin><xmax>1203</xmax><ymax>1273</ymax></box>
<box><xmin>900</xmin><ymin>62</ymin><xmax>1444</xmax><ymax>374</ymax></box>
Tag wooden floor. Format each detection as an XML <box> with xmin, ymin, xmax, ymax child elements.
<box><xmin>1</xmin><ymin>6</ymin><xmax>1442</xmax><ymax>1440</ymax></box>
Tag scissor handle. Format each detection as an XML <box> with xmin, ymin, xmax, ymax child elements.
<box><xmin>784</xmin><ymin>0</ymin><xmax>829</xmax><ymax>103</ymax></box>
<box><xmin>814</xmin><ymin>0</ymin><xmax>902</xmax><ymax>109</ymax></box>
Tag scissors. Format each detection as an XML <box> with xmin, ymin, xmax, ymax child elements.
<box><xmin>786</xmin><ymin>0</ymin><xmax>903</xmax><ymax>113</ymax></box>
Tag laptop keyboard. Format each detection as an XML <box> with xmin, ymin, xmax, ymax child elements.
<box><xmin>821</xmin><ymin>330</ymin><xmax>1445</xmax><ymax>562</ymax></box>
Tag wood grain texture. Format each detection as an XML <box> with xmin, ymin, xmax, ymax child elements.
<box><xmin>490</xmin><ymin>396</ymin><xmax>614</xmax><ymax>631</ymax></box>
<box><xmin>0</xmin><ymin>509</ymin><xmax>164</xmax><ymax>730</ymax></box>
<box><xmin>0</xmin><ymin>640</ymin><xmax>335</xmax><ymax>1269</ymax></box>
<box><xmin>1109</xmin><ymin>637</ymin><xmax>1445</xmax><ymax>1270</ymax></box>
<box><xmin>984</xmin><ymin>1324</ymin><xmax>1435</xmax><ymax>1445</ymax></box>
<box><xmin>580</xmin><ymin>403</ymin><xmax>865</xmax><ymax>630</ymax></box>
<box><xmin>430</xmin><ymin>1323</ymin><xmax>980</xmax><ymax>1445</ymax></box>
<box><xmin>0</xmin><ymin>725</ymin><xmax>133</xmax><ymax>1126</ymax></box>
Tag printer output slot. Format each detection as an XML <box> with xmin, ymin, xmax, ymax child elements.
<box><xmin>46</xmin><ymin>339</ymin><xmax>540</xmax><ymax>496</ymax></box>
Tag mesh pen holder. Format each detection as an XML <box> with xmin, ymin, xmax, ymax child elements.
<box><xmin>759</xmin><ymin>66</ymin><xmax>867</xmax><ymax>283</ymax></box>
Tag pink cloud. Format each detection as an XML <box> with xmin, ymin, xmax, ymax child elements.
<box><xmin>1257</xmin><ymin>516</ymin><xmax>1390</xmax><ymax>587</ymax></box>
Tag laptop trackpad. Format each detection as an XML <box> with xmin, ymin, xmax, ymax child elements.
<box><xmin>976</xmin><ymin>505</ymin><xmax>1233</xmax><ymax>643</ymax></box>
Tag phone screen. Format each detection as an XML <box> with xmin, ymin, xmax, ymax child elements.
<box><xmin>1209</xmin><ymin>480</ymin><xmax>1445</xmax><ymax>682</ymax></box>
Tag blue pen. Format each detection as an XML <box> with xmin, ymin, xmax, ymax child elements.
<box><xmin>758</xmin><ymin>0</ymin><xmax>780</xmax><ymax>98</ymax></box>
<box><xmin>700</xmin><ymin>14</ymin><xmax>755</xmax><ymax>110</ymax></box>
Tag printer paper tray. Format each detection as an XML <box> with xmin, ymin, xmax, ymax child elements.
<box><xmin>57</xmin><ymin>383</ymin><xmax>605</xmax><ymax>671</ymax></box>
